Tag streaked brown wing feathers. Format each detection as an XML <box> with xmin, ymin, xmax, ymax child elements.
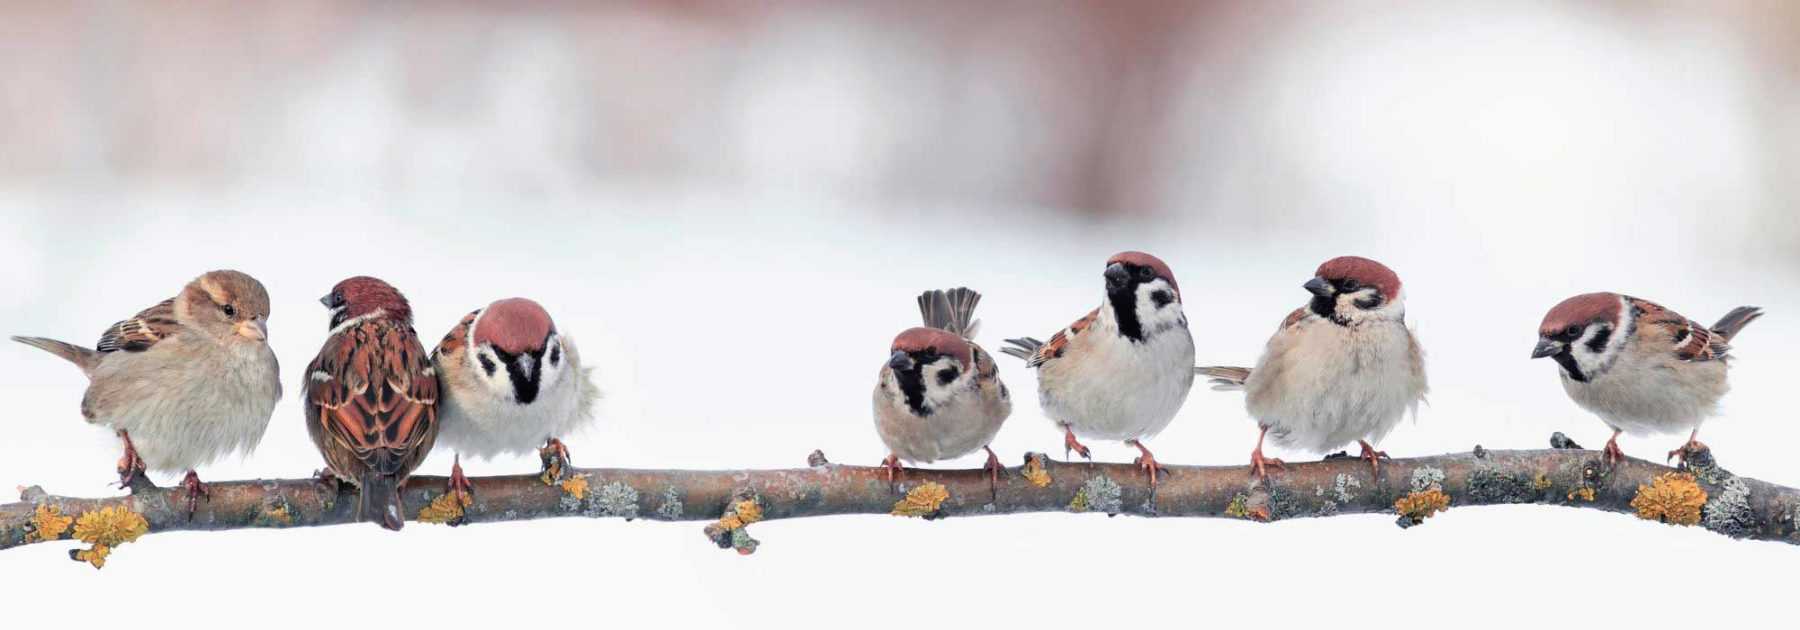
<box><xmin>95</xmin><ymin>299</ymin><xmax>180</xmax><ymax>353</ymax></box>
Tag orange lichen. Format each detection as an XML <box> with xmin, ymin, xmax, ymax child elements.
<box><xmin>704</xmin><ymin>495</ymin><xmax>764</xmax><ymax>554</ymax></box>
<box><xmin>1224</xmin><ymin>493</ymin><xmax>1270</xmax><ymax>521</ymax></box>
<box><xmin>1567</xmin><ymin>487</ymin><xmax>1596</xmax><ymax>502</ymax></box>
<box><xmin>1395</xmin><ymin>488</ymin><xmax>1451</xmax><ymax>524</ymax></box>
<box><xmin>560</xmin><ymin>475</ymin><xmax>590</xmax><ymax>500</ymax></box>
<box><xmin>733</xmin><ymin>499</ymin><xmax>762</xmax><ymax>525</ymax></box>
<box><xmin>1532</xmin><ymin>474</ymin><xmax>1553</xmax><ymax>491</ymax></box>
<box><xmin>1021</xmin><ymin>454</ymin><xmax>1052</xmax><ymax>488</ymax></box>
<box><xmin>69</xmin><ymin>506</ymin><xmax>148</xmax><ymax>569</ymax></box>
<box><xmin>891</xmin><ymin>482</ymin><xmax>950</xmax><ymax>517</ymax></box>
<box><xmin>417</xmin><ymin>491</ymin><xmax>474</xmax><ymax>525</ymax></box>
<box><xmin>1631</xmin><ymin>472</ymin><xmax>1706</xmax><ymax>526</ymax></box>
<box><xmin>27</xmin><ymin>504</ymin><xmax>73</xmax><ymax>543</ymax></box>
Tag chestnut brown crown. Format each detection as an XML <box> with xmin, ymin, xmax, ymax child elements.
<box><xmin>1538</xmin><ymin>292</ymin><xmax>1623</xmax><ymax>338</ymax></box>
<box><xmin>474</xmin><ymin>297</ymin><xmax>556</xmax><ymax>355</ymax></box>
<box><xmin>1315</xmin><ymin>256</ymin><xmax>1402</xmax><ymax>299</ymax></box>
<box><xmin>323</xmin><ymin>276</ymin><xmax>412</xmax><ymax>324</ymax></box>
<box><xmin>890</xmin><ymin>327</ymin><xmax>972</xmax><ymax>366</ymax></box>
<box><xmin>1107</xmin><ymin>251</ymin><xmax>1178</xmax><ymax>293</ymax></box>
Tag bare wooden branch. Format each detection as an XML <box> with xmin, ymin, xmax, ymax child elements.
<box><xmin>5</xmin><ymin>435</ymin><xmax>1797</xmax><ymax>566</ymax></box>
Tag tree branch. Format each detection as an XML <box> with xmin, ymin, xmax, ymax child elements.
<box><xmin>5</xmin><ymin>435</ymin><xmax>1797</xmax><ymax>566</ymax></box>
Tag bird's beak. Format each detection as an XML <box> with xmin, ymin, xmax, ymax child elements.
<box><xmin>235</xmin><ymin>318</ymin><xmax>268</xmax><ymax>341</ymax></box>
<box><xmin>1303</xmin><ymin>277</ymin><xmax>1333</xmax><ymax>297</ymax></box>
<box><xmin>319</xmin><ymin>293</ymin><xmax>335</xmax><ymax>308</ymax></box>
<box><xmin>515</xmin><ymin>353</ymin><xmax>536</xmax><ymax>380</ymax></box>
<box><xmin>1531</xmin><ymin>339</ymin><xmax>1562</xmax><ymax>359</ymax></box>
<box><xmin>888</xmin><ymin>350</ymin><xmax>914</xmax><ymax>371</ymax></box>
<box><xmin>1104</xmin><ymin>263</ymin><xmax>1129</xmax><ymax>290</ymax></box>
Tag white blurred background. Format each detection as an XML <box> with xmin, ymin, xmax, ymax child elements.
<box><xmin>2</xmin><ymin>1</ymin><xmax>1796</xmax><ymax>627</ymax></box>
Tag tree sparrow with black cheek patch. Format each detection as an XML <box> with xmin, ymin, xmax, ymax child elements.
<box><xmin>873</xmin><ymin>288</ymin><xmax>1012</xmax><ymax>488</ymax></box>
<box><xmin>1531</xmin><ymin>292</ymin><xmax>1762</xmax><ymax>464</ymax></box>
<box><xmin>1198</xmin><ymin>256</ymin><xmax>1428</xmax><ymax>478</ymax></box>
<box><xmin>1001</xmin><ymin>252</ymin><xmax>1194</xmax><ymax>485</ymax></box>
<box><xmin>12</xmin><ymin>270</ymin><xmax>281</xmax><ymax>515</ymax></box>
<box><xmin>303</xmin><ymin>277</ymin><xmax>440</xmax><ymax>531</ymax></box>
<box><xmin>433</xmin><ymin>298</ymin><xmax>600</xmax><ymax>498</ymax></box>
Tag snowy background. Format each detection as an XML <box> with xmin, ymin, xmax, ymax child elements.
<box><xmin>3</xmin><ymin>1</ymin><xmax>1797</xmax><ymax>627</ymax></box>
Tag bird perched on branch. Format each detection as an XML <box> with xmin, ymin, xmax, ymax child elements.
<box><xmin>11</xmin><ymin>270</ymin><xmax>281</xmax><ymax>515</ymax></box>
<box><xmin>1531</xmin><ymin>292</ymin><xmax>1762</xmax><ymax>465</ymax></box>
<box><xmin>873</xmin><ymin>288</ymin><xmax>1012</xmax><ymax>487</ymax></box>
<box><xmin>1197</xmin><ymin>256</ymin><xmax>1428</xmax><ymax>478</ymax></box>
<box><xmin>303</xmin><ymin>276</ymin><xmax>439</xmax><ymax>531</ymax></box>
<box><xmin>1001</xmin><ymin>252</ymin><xmax>1194</xmax><ymax>485</ymax></box>
<box><xmin>432</xmin><ymin>298</ymin><xmax>599</xmax><ymax>498</ymax></box>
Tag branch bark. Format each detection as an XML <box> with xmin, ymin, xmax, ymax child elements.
<box><xmin>5</xmin><ymin>435</ymin><xmax>1797</xmax><ymax>566</ymax></box>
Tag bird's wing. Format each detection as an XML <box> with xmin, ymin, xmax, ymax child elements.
<box><xmin>305</xmin><ymin>318</ymin><xmax>440</xmax><ymax>476</ymax></box>
<box><xmin>1024</xmin><ymin>307</ymin><xmax>1100</xmax><ymax>368</ymax></box>
<box><xmin>430</xmin><ymin>308</ymin><xmax>481</xmax><ymax>363</ymax></box>
<box><xmin>1627</xmin><ymin>297</ymin><xmax>1730</xmax><ymax>362</ymax></box>
<box><xmin>95</xmin><ymin>299</ymin><xmax>181</xmax><ymax>353</ymax></box>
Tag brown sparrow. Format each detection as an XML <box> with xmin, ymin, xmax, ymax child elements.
<box><xmin>1000</xmin><ymin>252</ymin><xmax>1195</xmax><ymax>484</ymax></box>
<box><xmin>303</xmin><ymin>276</ymin><xmax>440</xmax><ymax>531</ymax></box>
<box><xmin>873</xmin><ymin>288</ymin><xmax>1012</xmax><ymax>487</ymax></box>
<box><xmin>1531</xmin><ymin>292</ymin><xmax>1762</xmax><ymax>464</ymax></box>
<box><xmin>432</xmin><ymin>298</ymin><xmax>599</xmax><ymax>497</ymax></box>
<box><xmin>1198</xmin><ymin>256</ymin><xmax>1428</xmax><ymax>477</ymax></box>
<box><xmin>11</xmin><ymin>270</ymin><xmax>281</xmax><ymax>513</ymax></box>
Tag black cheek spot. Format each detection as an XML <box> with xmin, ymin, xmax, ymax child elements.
<box><xmin>1354</xmin><ymin>295</ymin><xmax>1382</xmax><ymax>310</ymax></box>
<box><xmin>1151</xmin><ymin>290</ymin><xmax>1173</xmax><ymax>308</ymax></box>
<box><xmin>549</xmin><ymin>346</ymin><xmax>561</xmax><ymax>366</ymax></box>
<box><xmin>1584</xmin><ymin>326</ymin><xmax>1613</xmax><ymax>354</ymax></box>
<box><xmin>937</xmin><ymin>366</ymin><xmax>960</xmax><ymax>386</ymax></box>
<box><xmin>478</xmin><ymin>354</ymin><xmax>497</xmax><ymax>377</ymax></box>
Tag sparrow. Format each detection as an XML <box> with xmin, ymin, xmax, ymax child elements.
<box><xmin>1531</xmin><ymin>292</ymin><xmax>1762</xmax><ymax>464</ymax></box>
<box><xmin>1198</xmin><ymin>256</ymin><xmax>1428</xmax><ymax>478</ymax></box>
<box><xmin>432</xmin><ymin>297</ymin><xmax>599</xmax><ymax>497</ymax></box>
<box><xmin>11</xmin><ymin>270</ymin><xmax>281</xmax><ymax>514</ymax></box>
<box><xmin>303</xmin><ymin>276</ymin><xmax>440</xmax><ymax>531</ymax></box>
<box><xmin>1001</xmin><ymin>252</ymin><xmax>1195</xmax><ymax>484</ymax></box>
<box><xmin>873</xmin><ymin>288</ymin><xmax>1012</xmax><ymax>487</ymax></box>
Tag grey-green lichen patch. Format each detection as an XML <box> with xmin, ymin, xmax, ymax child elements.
<box><xmin>1069</xmin><ymin>476</ymin><xmax>1122</xmax><ymax>514</ymax></box>
<box><xmin>588</xmin><ymin>481</ymin><xmax>641</xmax><ymax>520</ymax></box>
<box><xmin>1266</xmin><ymin>485</ymin><xmax>1300</xmax><ymax>521</ymax></box>
<box><xmin>1314</xmin><ymin>501</ymin><xmax>1339</xmax><ymax>517</ymax></box>
<box><xmin>1702</xmin><ymin>477</ymin><xmax>1755</xmax><ymax>538</ymax></box>
<box><xmin>656</xmin><ymin>487</ymin><xmax>684</xmax><ymax>520</ymax></box>
<box><xmin>1319</xmin><ymin>474</ymin><xmax>1361</xmax><ymax>503</ymax></box>
<box><xmin>1467</xmin><ymin>468</ymin><xmax>1537</xmax><ymax>504</ymax></box>
<box><xmin>1410</xmin><ymin>466</ymin><xmax>1446</xmax><ymax>493</ymax></box>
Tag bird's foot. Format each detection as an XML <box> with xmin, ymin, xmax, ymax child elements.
<box><xmin>1356</xmin><ymin>440</ymin><xmax>1390</xmax><ymax>476</ymax></box>
<box><xmin>881</xmin><ymin>454</ymin><xmax>904</xmax><ymax>485</ymax></box>
<box><xmin>1603</xmin><ymin>436</ymin><xmax>1628</xmax><ymax>465</ymax></box>
<box><xmin>448</xmin><ymin>455</ymin><xmax>475</xmax><ymax>501</ymax></box>
<box><xmin>1062</xmin><ymin>426</ymin><xmax>1091</xmax><ymax>461</ymax></box>
<box><xmin>1667</xmin><ymin>440</ymin><xmax>1707</xmax><ymax>465</ymax></box>
<box><xmin>982</xmin><ymin>446</ymin><xmax>1005</xmax><ymax>491</ymax></box>
<box><xmin>114</xmin><ymin>431</ymin><xmax>149</xmax><ymax>491</ymax></box>
<box><xmin>180</xmin><ymin>470</ymin><xmax>209</xmax><ymax>518</ymax></box>
<box><xmin>1128</xmin><ymin>440</ymin><xmax>1168</xmax><ymax>486</ymax></box>
<box><xmin>538</xmin><ymin>438</ymin><xmax>573</xmax><ymax>485</ymax></box>
<box><xmin>1249</xmin><ymin>448</ymin><xmax>1286</xmax><ymax>479</ymax></box>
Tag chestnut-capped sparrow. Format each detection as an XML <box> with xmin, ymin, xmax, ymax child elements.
<box><xmin>873</xmin><ymin>288</ymin><xmax>1012</xmax><ymax>487</ymax></box>
<box><xmin>12</xmin><ymin>270</ymin><xmax>281</xmax><ymax>513</ymax></box>
<box><xmin>1197</xmin><ymin>256</ymin><xmax>1428</xmax><ymax>478</ymax></box>
<box><xmin>303</xmin><ymin>276</ymin><xmax>440</xmax><ymax>531</ymax></box>
<box><xmin>432</xmin><ymin>298</ymin><xmax>599</xmax><ymax>497</ymax></box>
<box><xmin>1000</xmin><ymin>252</ymin><xmax>1194</xmax><ymax>484</ymax></box>
<box><xmin>1531</xmin><ymin>292</ymin><xmax>1762</xmax><ymax>464</ymax></box>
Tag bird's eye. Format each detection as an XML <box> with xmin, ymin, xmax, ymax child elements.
<box><xmin>220</xmin><ymin>304</ymin><xmax>237</xmax><ymax>317</ymax></box>
<box><xmin>1342</xmin><ymin>279</ymin><xmax>1360</xmax><ymax>291</ymax></box>
<box><xmin>1564</xmin><ymin>325</ymin><xmax>1582</xmax><ymax>337</ymax></box>
<box><xmin>1136</xmin><ymin>266</ymin><xmax>1155</xmax><ymax>281</ymax></box>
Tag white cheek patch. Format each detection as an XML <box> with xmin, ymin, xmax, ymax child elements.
<box><xmin>1569</xmin><ymin>299</ymin><xmax>1631</xmax><ymax>377</ymax></box>
<box><xmin>1134</xmin><ymin>279</ymin><xmax>1185</xmax><ymax>328</ymax></box>
<box><xmin>1337</xmin><ymin>288</ymin><xmax>1404</xmax><ymax>323</ymax></box>
<box><xmin>919</xmin><ymin>357</ymin><xmax>968</xmax><ymax>408</ymax></box>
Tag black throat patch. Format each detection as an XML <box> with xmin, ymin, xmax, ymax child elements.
<box><xmin>492</xmin><ymin>346</ymin><xmax>544</xmax><ymax>404</ymax></box>
<box><xmin>1107</xmin><ymin>286</ymin><xmax>1145</xmax><ymax>342</ymax></box>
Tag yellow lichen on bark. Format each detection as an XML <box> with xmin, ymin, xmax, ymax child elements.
<box><xmin>1532</xmin><ymin>474</ymin><xmax>1553</xmax><ymax>491</ymax></box>
<box><xmin>1567</xmin><ymin>487</ymin><xmax>1596</xmax><ymax>502</ymax></box>
<box><xmin>1021</xmin><ymin>454</ymin><xmax>1052</xmax><ymax>488</ymax></box>
<box><xmin>560</xmin><ymin>475</ymin><xmax>590</xmax><ymax>500</ymax></box>
<box><xmin>891</xmin><ymin>482</ymin><xmax>950</xmax><ymax>517</ymax></box>
<box><xmin>1395</xmin><ymin>488</ymin><xmax>1451</xmax><ymax>524</ymax></box>
<box><xmin>27</xmin><ymin>504</ymin><xmax>73</xmax><ymax>543</ymax></box>
<box><xmin>69</xmin><ymin>506</ymin><xmax>149</xmax><ymax>569</ymax></box>
<box><xmin>1631</xmin><ymin>472</ymin><xmax>1706</xmax><ymax>526</ymax></box>
<box><xmin>417</xmin><ymin>491</ymin><xmax>474</xmax><ymax>524</ymax></box>
<box><xmin>733</xmin><ymin>499</ymin><xmax>762</xmax><ymax>525</ymax></box>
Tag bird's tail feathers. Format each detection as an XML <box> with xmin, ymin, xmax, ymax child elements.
<box><xmin>918</xmin><ymin>287</ymin><xmax>982</xmax><ymax>338</ymax></box>
<box><xmin>10</xmin><ymin>336</ymin><xmax>99</xmax><ymax>374</ymax></box>
<box><xmin>1710</xmin><ymin>306</ymin><xmax>1764</xmax><ymax>342</ymax></box>
<box><xmin>1195</xmin><ymin>365</ymin><xmax>1252</xmax><ymax>391</ymax></box>
<box><xmin>999</xmin><ymin>337</ymin><xmax>1044</xmax><ymax>362</ymax></box>
<box><xmin>358</xmin><ymin>472</ymin><xmax>407</xmax><ymax>531</ymax></box>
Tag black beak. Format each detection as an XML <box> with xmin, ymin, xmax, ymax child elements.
<box><xmin>1303</xmin><ymin>277</ymin><xmax>1332</xmax><ymax>297</ymax></box>
<box><xmin>319</xmin><ymin>293</ymin><xmax>336</xmax><ymax>308</ymax></box>
<box><xmin>888</xmin><ymin>351</ymin><xmax>914</xmax><ymax>371</ymax></box>
<box><xmin>1104</xmin><ymin>263</ymin><xmax>1129</xmax><ymax>290</ymax></box>
<box><xmin>1531</xmin><ymin>339</ymin><xmax>1561</xmax><ymax>359</ymax></box>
